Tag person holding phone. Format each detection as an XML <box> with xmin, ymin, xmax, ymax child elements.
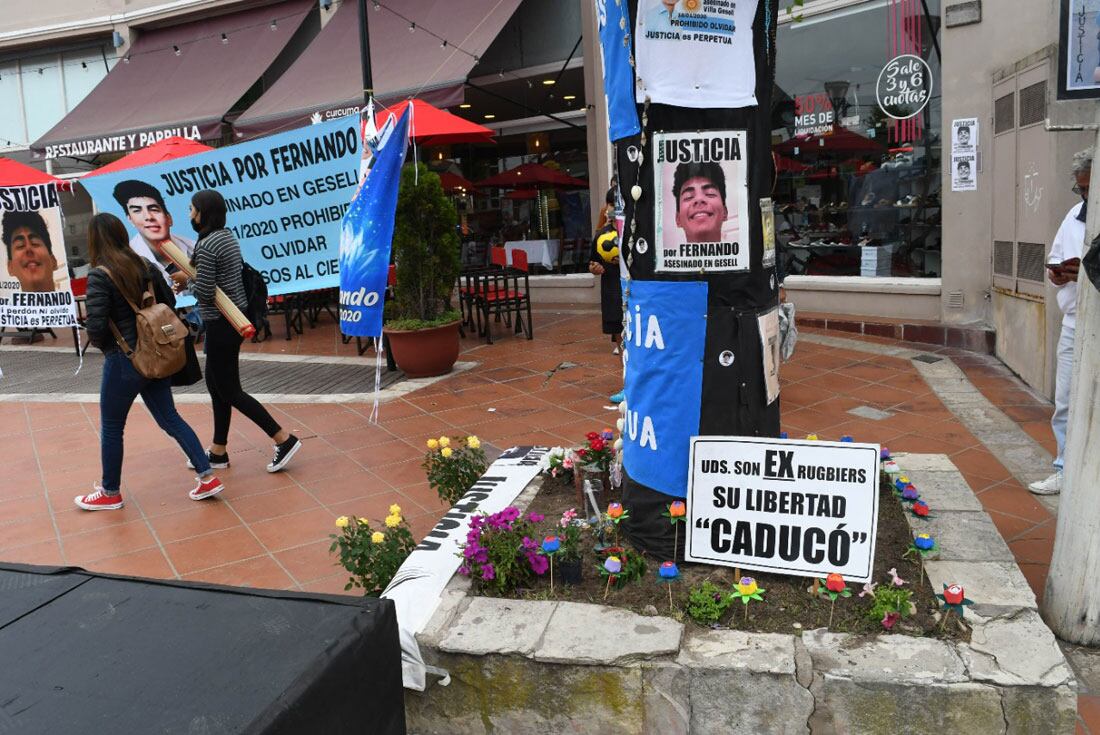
<box><xmin>1030</xmin><ymin>148</ymin><xmax>1091</xmax><ymax>496</ymax></box>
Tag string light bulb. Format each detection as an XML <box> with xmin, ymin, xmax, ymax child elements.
<box><xmin>409</xmin><ymin>22</ymin><xmax>416</xmax><ymax>32</ymax></box>
<box><xmin>221</xmin><ymin>33</ymin><xmax>229</xmax><ymax>44</ymax></box>
<box><xmin>123</xmin><ymin>55</ymin><xmax>131</xmax><ymax>63</ymax></box>
<box><xmin>173</xmin><ymin>45</ymin><xmax>181</xmax><ymax>56</ymax></box>
<box><xmin>440</xmin><ymin>40</ymin><xmax>447</xmax><ymax>48</ymax></box>
<box><xmin>270</xmin><ymin>19</ymin><xmax>278</xmax><ymax>30</ymax></box>
<box><xmin>373</xmin><ymin>1</ymin><xmax>380</xmax><ymax>9</ymax></box>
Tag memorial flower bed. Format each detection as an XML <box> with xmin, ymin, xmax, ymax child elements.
<box><xmin>458</xmin><ymin>444</ymin><xmax>969</xmax><ymax>641</ymax></box>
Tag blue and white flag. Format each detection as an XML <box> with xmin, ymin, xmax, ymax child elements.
<box><xmin>622</xmin><ymin>280</ymin><xmax>708</xmax><ymax>497</ymax></box>
<box><xmin>596</xmin><ymin>0</ymin><xmax>641</xmax><ymax>142</ymax></box>
<box><xmin>339</xmin><ymin>104</ymin><xmax>409</xmax><ymax>338</ymax></box>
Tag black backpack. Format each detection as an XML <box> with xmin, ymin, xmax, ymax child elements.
<box><xmin>240</xmin><ymin>261</ymin><xmax>270</xmax><ymax>341</ymax></box>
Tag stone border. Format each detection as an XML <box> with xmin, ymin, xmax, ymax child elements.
<box><xmin>405</xmin><ymin>455</ymin><xmax>1076</xmax><ymax>734</ymax></box>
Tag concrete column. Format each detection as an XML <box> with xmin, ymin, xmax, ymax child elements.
<box><xmin>579</xmin><ymin>0</ymin><xmax>611</xmax><ymax>230</ymax></box>
<box><xmin>1042</xmin><ymin>110</ymin><xmax>1100</xmax><ymax>645</ymax></box>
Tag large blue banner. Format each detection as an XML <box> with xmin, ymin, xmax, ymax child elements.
<box><xmin>80</xmin><ymin>116</ymin><xmax>360</xmax><ymax>302</ymax></box>
<box><xmin>339</xmin><ymin>106</ymin><xmax>409</xmax><ymax>337</ymax></box>
<box><xmin>596</xmin><ymin>0</ymin><xmax>641</xmax><ymax>142</ymax></box>
<box><xmin>622</xmin><ymin>279</ymin><xmax>708</xmax><ymax>498</ymax></box>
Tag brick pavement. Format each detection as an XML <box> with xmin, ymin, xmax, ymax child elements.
<box><xmin>2</xmin><ymin>310</ymin><xmax>1094</xmax><ymax>732</ymax></box>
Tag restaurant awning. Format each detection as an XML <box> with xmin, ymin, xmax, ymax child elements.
<box><xmin>31</xmin><ymin>0</ymin><xmax>314</xmax><ymax>160</ymax></box>
<box><xmin>232</xmin><ymin>0</ymin><xmax>521</xmax><ymax>140</ymax></box>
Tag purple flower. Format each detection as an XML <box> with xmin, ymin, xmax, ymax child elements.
<box><xmin>470</xmin><ymin>516</ymin><xmax>485</xmax><ymax>530</ymax></box>
<box><xmin>521</xmin><ymin>536</ymin><xmax>538</xmax><ymax>551</ymax></box>
<box><xmin>880</xmin><ymin>447</ymin><xmax>891</xmax><ymax>460</ymax></box>
<box><xmin>481</xmin><ymin>564</ymin><xmax>495</xmax><ymax>581</ymax></box>
<box><xmin>528</xmin><ymin>553</ymin><xmax>549</xmax><ymax>575</ymax></box>
<box><xmin>601</xmin><ymin>430</ymin><xmax>614</xmax><ymax>440</ymax></box>
<box><xmin>458</xmin><ymin>565</ymin><xmax>470</xmax><ymax>576</ymax></box>
<box><xmin>902</xmin><ymin>485</ymin><xmax>919</xmax><ymax>501</ymax></box>
<box><xmin>526</xmin><ymin>512</ymin><xmax>545</xmax><ymax>523</ymax></box>
<box><xmin>466</xmin><ymin>529</ymin><xmax>481</xmax><ymax>544</ymax></box>
<box><xmin>474</xmin><ymin>549</ymin><xmax>489</xmax><ymax>564</ymax></box>
<box><xmin>463</xmin><ymin>544</ymin><xmax>481</xmax><ymax>559</ymax></box>
<box><xmin>500</xmin><ymin>506</ymin><xmax>520</xmax><ymax>522</ymax></box>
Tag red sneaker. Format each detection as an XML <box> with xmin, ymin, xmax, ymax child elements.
<box><xmin>74</xmin><ymin>484</ymin><xmax>123</xmax><ymax>511</ymax></box>
<box><xmin>189</xmin><ymin>475</ymin><xmax>224</xmax><ymax>501</ymax></box>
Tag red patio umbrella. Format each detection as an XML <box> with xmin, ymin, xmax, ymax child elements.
<box><xmin>378</xmin><ymin>99</ymin><xmax>494</xmax><ymax>146</ymax></box>
<box><xmin>475</xmin><ymin>162</ymin><xmax>588</xmax><ymax>190</ymax></box>
<box><xmin>0</xmin><ymin>157</ymin><xmax>71</xmax><ymax>190</ymax></box>
<box><xmin>82</xmin><ymin>136</ymin><xmax>214</xmax><ymax>178</ymax></box>
<box><xmin>437</xmin><ymin>171</ymin><xmax>475</xmax><ymax>193</ymax></box>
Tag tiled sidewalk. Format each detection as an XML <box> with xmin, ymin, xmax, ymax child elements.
<box><xmin>1</xmin><ymin>310</ymin><xmax>1092</xmax><ymax>730</ymax></box>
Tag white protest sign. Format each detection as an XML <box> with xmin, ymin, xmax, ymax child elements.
<box><xmin>686</xmin><ymin>436</ymin><xmax>880</xmax><ymax>582</ymax></box>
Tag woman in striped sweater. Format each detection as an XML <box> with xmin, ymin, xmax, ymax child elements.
<box><xmin>173</xmin><ymin>190</ymin><xmax>301</xmax><ymax>473</ymax></box>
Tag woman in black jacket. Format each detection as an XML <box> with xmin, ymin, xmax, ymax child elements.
<box><xmin>170</xmin><ymin>190</ymin><xmax>300</xmax><ymax>473</ymax></box>
<box><xmin>75</xmin><ymin>213</ymin><xmax>222</xmax><ymax>511</ymax></box>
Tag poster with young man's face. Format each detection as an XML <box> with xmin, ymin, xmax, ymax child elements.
<box><xmin>653</xmin><ymin>130</ymin><xmax>750</xmax><ymax>273</ymax></box>
<box><xmin>0</xmin><ymin>183</ymin><xmax>76</xmax><ymax>329</ymax></box>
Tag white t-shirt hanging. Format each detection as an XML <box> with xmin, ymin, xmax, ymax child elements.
<box><xmin>634</xmin><ymin>0</ymin><xmax>760</xmax><ymax>109</ymax></box>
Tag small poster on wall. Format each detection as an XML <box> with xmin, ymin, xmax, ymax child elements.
<box><xmin>653</xmin><ymin>130</ymin><xmax>750</xmax><ymax>274</ymax></box>
<box><xmin>1059</xmin><ymin>0</ymin><xmax>1100</xmax><ymax>99</ymax></box>
<box><xmin>951</xmin><ymin>118</ymin><xmax>979</xmax><ymax>192</ymax></box>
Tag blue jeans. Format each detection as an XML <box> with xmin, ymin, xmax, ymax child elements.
<box><xmin>100</xmin><ymin>351</ymin><xmax>211</xmax><ymax>495</ymax></box>
<box><xmin>1052</xmin><ymin>322</ymin><xmax>1075</xmax><ymax>471</ymax></box>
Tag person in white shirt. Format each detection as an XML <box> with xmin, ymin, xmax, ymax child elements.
<box><xmin>1030</xmin><ymin>148</ymin><xmax>1091</xmax><ymax>495</ymax></box>
<box><xmin>111</xmin><ymin>180</ymin><xmax>195</xmax><ymax>289</ymax></box>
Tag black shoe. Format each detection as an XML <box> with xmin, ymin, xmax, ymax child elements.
<box><xmin>267</xmin><ymin>435</ymin><xmax>301</xmax><ymax>473</ymax></box>
<box><xmin>186</xmin><ymin>451</ymin><xmax>230</xmax><ymax>470</ymax></box>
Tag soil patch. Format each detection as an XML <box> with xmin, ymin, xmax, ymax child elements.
<box><xmin>481</xmin><ymin>473</ymin><xmax>968</xmax><ymax>641</ymax></box>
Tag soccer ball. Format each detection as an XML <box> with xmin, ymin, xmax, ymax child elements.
<box><xmin>596</xmin><ymin>230</ymin><xmax>619</xmax><ymax>263</ymax></box>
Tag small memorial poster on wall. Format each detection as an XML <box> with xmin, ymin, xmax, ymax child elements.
<box><xmin>951</xmin><ymin>118</ymin><xmax>978</xmax><ymax>192</ymax></box>
<box><xmin>653</xmin><ymin>130</ymin><xmax>750</xmax><ymax>274</ymax></box>
<box><xmin>685</xmin><ymin>436</ymin><xmax>880</xmax><ymax>582</ymax></box>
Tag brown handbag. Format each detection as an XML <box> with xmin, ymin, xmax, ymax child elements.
<box><xmin>98</xmin><ymin>266</ymin><xmax>187</xmax><ymax>379</ymax></box>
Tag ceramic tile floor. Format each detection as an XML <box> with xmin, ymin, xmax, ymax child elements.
<box><xmin>3</xmin><ymin>311</ymin><xmax>1093</xmax><ymax>731</ymax></box>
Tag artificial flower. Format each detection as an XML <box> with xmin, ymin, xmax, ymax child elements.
<box><xmin>912</xmin><ymin>500</ymin><xmax>930</xmax><ymax>517</ymax></box>
<box><xmin>887</xmin><ymin>567</ymin><xmax>906</xmax><ymax>586</ymax></box>
<box><xmin>607</xmin><ymin>502</ymin><xmax>624</xmax><ymax>519</ymax></box>
<box><xmin>562</xmin><ymin>456</ymin><xmax>574</xmax><ymax>469</ymax></box>
<box><xmin>943</xmin><ymin>584</ymin><xmax>965</xmax><ymax>606</ymax></box>
<box><xmin>860</xmin><ymin>581</ymin><xmax>878</xmax><ymax>598</ymax></box>
<box><xmin>385</xmin><ymin>514</ymin><xmax>402</xmax><ymax>528</ymax></box>
<box><xmin>825</xmin><ymin>573</ymin><xmax>846</xmax><ymax>593</ymax></box>
<box><xmin>441</xmin><ymin>447</ymin><xmax>454</xmax><ymax>458</ymax></box>
<box><xmin>335</xmin><ymin>516</ymin><xmax>349</xmax><ymax>528</ymax></box>
<box><xmin>601</xmin><ymin>429</ymin><xmax>614</xmax><ymax>440</ymax></box>
<box><xmin>806</xmin><ymin>433</ymin><xmax>819</xmax><ymax>440</ymax></box>
<box><xmin>604</xmin><ymin>556</ymin><xmax>622</xmax><ymax>574</ymax></box>
<box><xmin>439</xmin><ymin>436</ymin><xmax>451</xmax><ymax>448</ymax></box>
<box><xmin>389</xmin><ymin>504</ymin><xmax>402</xmax><ymax>516</ymax></box>
<box><xmin>914</xmin><ymin>534</ymin><xmax>935</xmax><ymax>550</ymax></box>
<box><xmin>467</xmin><ymin>436</ymin><xmax>481</xmax><ymax>449</ymax></box>
<box><xmin>586</xmin><ymin>432</ymin><xmax>600</xmax><ymax>441</ymax></box>
<box><xmin>560</xmin><ymin>508</ymin><xmax>578</xmax><ymax>528</ymax></box>
<box><xmin>902</xmin><ymin>485</ymin><xmax>920</xmax><ymax>501</ymax></box>
<box><xmin>840</xmin><ymin>435</ymin><xmax>854</xmax><ymax>442</ymax></box>
<box><xmin>669</xmin><ymin>501</ymin><xmax>686</xmax><ymax>518</ymax></box>
<box><xmin>371</xmin><ymin>531</ymin><xmax>385</xmax><ymax>544</ymax></box>
<box><xmin>880</xmin><ymin>447</ymin><xmax>891</xmax><ymax>460</ymax></box>
<box><xmin>736</xmin><ymin>576</ymin><xmax>758</xmax><ymax>596</ymax></box>
<box><xmin>541</xmin><ymin>536</ymin><xmax>561</xmax><ymax>554</ymax></box>
<box><xmin>658</xmin><ymin>561</ymin><xmax>680</xmax><ymax>579</ymax></box>
<box><xmin>426</xmin><ymin>438</ymin><xmax>439</xmax><ymax>450</ymax></box>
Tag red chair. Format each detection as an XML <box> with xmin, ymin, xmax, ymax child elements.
<box><xmin>490</xmin><ymin>246</ymin><xmax>507</xmax><ymax>269</ymax></box>
<box><xmin>510</xmin><ymin>249</ymin><xmax>529</xmax><ymax>272</ymax></box>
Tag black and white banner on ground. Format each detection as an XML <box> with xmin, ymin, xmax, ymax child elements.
<box><xmin>0</xmin><ymin>183</ymin><xmax>76</xmax><ymax>329</ymax></box>
<box><xmin>382</xmin><ymin>446</ymin><xmax>548</xmax><ymax>691</ymax></box>
<box><xmin>686</xmin><ymin>437</ymin><xmax>880</xmax><ymax>582</ymax></box>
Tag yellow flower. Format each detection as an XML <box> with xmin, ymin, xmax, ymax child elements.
<box><xmin>441</xmin><ymin>446</ymin><xmax>454</xmax><ymax>458</ymax></box>
<box><xmin>439</xmin><ymin>436</ymin><xmax>451</xmax><ymax>448</ymax></box>
<box><xmin>427</xmin><ymin>438</ymin><xmax>439</xmax><ymax>450</ymax></box>
<box><xmin>389</xmin><ymin>503</ymin><xmax>402</xmax><ymax>516</ymax></box>
<box><xmin>371</xmin><ymin>531</ymin><xmax>385</xmax><ymax>544</ymax></box>
<box><xmin>357</xmin><ymin>517</ymin><xmax>369</xmax><ymax>526</ymax></box>
<box><xmin>334</xmin><ymin>516</ymin><xmax>349</xmax><ymax>529</ymax></box>
<box><xmin>467</xmin><ymin>436</ymin><xmax>481</xmax><ymax>449</ymax></box>
<box><xmin>736</xmin><ymin>577</ymin><xmax>758</xmax><ymax>596</ymax></box>
<box><xmin>385</xmin><ymin>514</ymin><xmax>402</xmax><ymax>528</ymax></box>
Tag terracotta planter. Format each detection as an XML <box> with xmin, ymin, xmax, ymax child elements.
<box><xmin>384</xmin><ymin>320</ymin><xmax>461</xmax><ymax>378</ymax></box>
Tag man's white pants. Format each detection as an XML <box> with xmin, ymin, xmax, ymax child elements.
<box><xmin>1052</xmin><ymin>323</ymin><xmax>1075</xmax><ymax>471</ymax></box>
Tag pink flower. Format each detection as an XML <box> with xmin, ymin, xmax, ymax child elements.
<box><xmin>562</xmin><ymin>457</ymin><xmax>574</xmax><ymax>469</ymax></box>
<box><xmin>881</xmin><ymin>611</ymin><xmax>900</xmax><ymax>630</ymax></box>
<box><xmin>887</xmin><ymin>567</ymin><xmax>906</xmax><ymax>587</ymax></box>
<box><xmin>481</xmin><ymin>563</ymin><xmax>495</xmax><ymax>581</ymax></box>
<box><xmin>526</xmin><ymin>512</ymin><xmax>545</xmax><ymax>523</ymax></box>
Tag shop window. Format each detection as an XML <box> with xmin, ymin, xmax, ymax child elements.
<box><xmin>772</xmin><ymin>0</ymin><xmax>941</xmax><ymax>278</ymax></box>
<box><xmin>994</xmin><ymin>92</ymin><xmax>1015</xmax><ymax>134</ymax></box>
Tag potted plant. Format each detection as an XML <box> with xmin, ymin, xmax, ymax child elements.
<box><xmin>557</xmin><ymin>508</ymin><xmax>585</xmax><ymax>585</ymax></box>
<box><xmin>384</xmin><ymin>163</ymin><xmax>463</xmax><ymax>377</ymax></box>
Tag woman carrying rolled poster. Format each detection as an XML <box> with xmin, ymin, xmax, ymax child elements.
<box><xmin>171</xmin><ymin>190</ymin><xmax>301</xmax><ymax>473</ymax></box>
